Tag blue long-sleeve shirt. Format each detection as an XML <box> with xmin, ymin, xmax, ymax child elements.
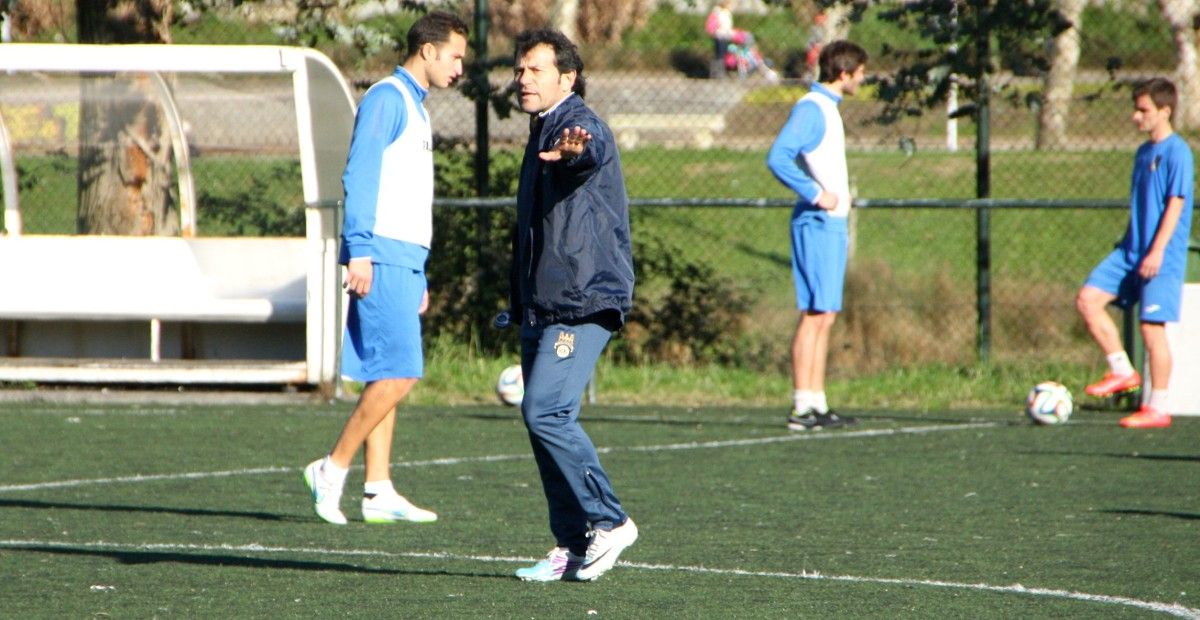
<box><xmin>766</xmin><ymin>83</ymin><xmax>840</xmax><ymax>204</ymax></box>
<box><xmin>339</xmin><ymin>67</ymin><xmax>432</xmax><ymax>269</ymax></box>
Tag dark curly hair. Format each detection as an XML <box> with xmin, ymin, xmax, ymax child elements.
<box><xmin>514</xmin><ymin>28</ymin><xmax>586</xmax><ymax>99</ymax></box>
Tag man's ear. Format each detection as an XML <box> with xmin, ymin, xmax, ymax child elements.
<box><xmin>420</xmin><ymin>42</ymin><xmax>437</xmax><ymax>61</ymax></box>
<box><xmin>560</xmin><ymin>70</ymin><xmax>577</xmax><ymax>92</ymax></box>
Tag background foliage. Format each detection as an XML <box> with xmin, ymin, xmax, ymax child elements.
<box><xmin>2</xmin><ymin>0</ymin><xmax>1197</xmax><ymax>387</ymax></box>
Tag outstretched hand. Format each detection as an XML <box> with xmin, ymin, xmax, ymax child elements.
<box><xmin>540</xmin><ymin>126</ymin><xmax>591</xmax><ymax>161</ymax></box>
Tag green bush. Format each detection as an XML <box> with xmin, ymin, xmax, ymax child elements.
<box><xmin>618</xmin><ymin>231</ymin><xmax>753</xmax><ymax>367</ymax></box>
<box><xmin>424</xmin><ymin>137</ymin><xmax>522</xmax><ymax>355</ymax></box>
<box><xmin>1079</xmin><ymin>6</ymin><xmax>1174</xmax><ymax>69</ymax></box>
<box><xmin>425</xmin><ymin>140</ymin><xmax>756</xmax><ymax>365</ymax></box>
<box><xmin>198</xmin><ymin>160</ymin><xmax>305</xmax><ymax>237</ymax></box>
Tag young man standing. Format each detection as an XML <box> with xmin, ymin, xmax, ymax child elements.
<box><xmin>507</xmin><ymin>28</ymin><xmax>638</xmax><ymax>582</ymax></box>
<box><xmin>766</xmin><ymin>40</ymin><xmax>868</xmax><ymax>431</ymax></box>
<box><xmin>1076</xmin><ymin>77</ymin><xmax>1194</xmax><ymax>429</ymax></box>
<box><xmin>303</xmin><ymin>11</ymin><xmax>469</xmax><ymax>524</ymax></box>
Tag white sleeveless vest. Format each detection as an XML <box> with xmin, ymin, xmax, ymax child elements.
<box><xmin>371</xmin><ymin>76</ymin><xmax>434</xmax><ymax>248</ymax></box>
<box><xmin>799</xmin><ymin>91</ymin><xmax>851</xmax><ymax>218</ymax></box>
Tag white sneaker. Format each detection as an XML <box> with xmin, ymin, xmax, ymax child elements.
<box><xmin>303</xmin><ymin>458</ymin><xmax>347</xmax><ymax>525</ymax></box>
<box><xmin>515</xmin><ymin>547</ymin><xmax>583</xmax><ymax>582</ymax></box>
<box><xmin>361</xmin><ymin>491</ymin><xmax>438</xmax><ymax>523</ymax></box>
<box><xmin>572</xmin><ymin>518</ymin><xmax>638</xmax><ymax>581</ymax></box>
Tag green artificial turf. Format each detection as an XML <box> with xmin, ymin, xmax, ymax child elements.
<box><xmin>1</xmin><ymin>401</ymin><xmax>1196</xmax><ymax>618</ymax></box>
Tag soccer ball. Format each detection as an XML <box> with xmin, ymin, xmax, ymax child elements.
<box><xmin>1025</xmin><ymin>381</ymin><xmax>1073</xmax><ymax>425</ymax></box>
<box><xmin>496</xmin><ymin>364</ymin><xmax>524</xmax><ymax>407</ymax></box>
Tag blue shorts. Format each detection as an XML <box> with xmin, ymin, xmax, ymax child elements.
<box><xmin>341</xmin><ymin>264</ymin><xmax>425</xmax><ymax>381</ymax></box>
<box><xmin>1085</xmin><ymin>248</ymin><xmax>1184</xmax><ymax>322</ymax></box>
<box><xmin>791</xmin><ymin>216</ymin><xmax>848</xmax><ymax>312</ymax></box>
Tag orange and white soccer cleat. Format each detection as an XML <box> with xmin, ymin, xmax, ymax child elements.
<box><xmin>1119</xmin><ymin>405</ymin><xmax>1171</xmax><ymax>429</ymax></box>
<box><xmin>1084</xmin><ymin>371</ymin><xmax>1141</xmax><ymax>397</ymax></box>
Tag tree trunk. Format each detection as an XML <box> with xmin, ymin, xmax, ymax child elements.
<box><xmin>1037</xmin><ymin>0</ymin><xmax>1085</xmax><ymax>149</ymax></box>
<box><xmin>76</xmin><ymin>0</ymin><xmax>178</xmax><ymax>236</ymax></box>
<box><xmin>551</xmin><ymin>0</ymin><xmax>579</xmax><ymax>43</ymax></box>
<box><xmin>1158</xmin><ymin>0</ymin><xmax>1200</xmax><ymax>130</ymax></box>
<box><xmin>820</xmin><ymin>3</ymin><xmax>853</xmax><ymax>44</ymax></box>
<box><xmin>576</xmin><ymin>0</ymin><xmax>651</xmax><ymax>44</ymax></box>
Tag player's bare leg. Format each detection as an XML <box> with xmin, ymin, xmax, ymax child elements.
<box><xmin>304</xmin><ymin>378</ymin><xmax>429</xmax><ymax>524</ymax></box>
<box><xmin>1120</xmin><ymin>321</ymin><xmax>1172</xmax><ymax>428</ymax></box>
<box><xmin>329</xmin><ymin>378</ymin><xmax>416</xmax><ymax>469</ymax></box>
<box><xmin>1141</xmin><ymin>322</ymin><xmax>1171</xmax><ymax>395</ymax></box>
<box><xmin>1076</xmin><ymin>286</ymin><xmax>1122</xmax><ymax>355</ymax></box>
<box><xmin>791</xmin><ymin>312</ymin><xmax>824</xmax><ymax>392</ymax></box>
<box><xmin>806</xmin><ymin>311</ymin><xmax>836</xmax><ymax>393</ymax></box>
<box><xmin>363</xmin><ymin>406</ymin><xmax>396</xmax><ymax>483</ymax></box>
<box><xmin>354</xmin><ymin>394</ymin><xmax>438</xmax><ymax>523</ymax></box>
<box><xmin>788</xmin><ymin>311</ymin><xmax>851</xmax><ymax>430</ymax></box>
<box><xmin>1076</xmin><ymin>286</ymin><xmax>1141</xmax><ymax>398</ymax></box>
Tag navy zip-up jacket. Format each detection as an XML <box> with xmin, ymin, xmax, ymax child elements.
<box><xmin>511</xmin><ymin>94</ymin><xmax>635</xmax><ymax>327</ymax></box>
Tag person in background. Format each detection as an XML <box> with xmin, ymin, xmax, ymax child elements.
<box><xmin>1076</xmin><ymin>77</ymin><xmax>1194</xmax><ymax>429</ymax></box>
<box><xmin>766</xmin><ymin>40</ymin><xmax>868</xmax><ymax>431</ymax></box>
<box><xmin>303</xmin><ymin>11</ymin><xmax>469</xmax><ymax>525</ymax></box>
<box><xmin>804</xmin><ymin>11</ymin><xmax>827</xmax><ymax>81</ymax></box>
<box><xmin>705</xmin><ymin>0</ymin><xmax>778</xmax><ymax>81</ymax></box>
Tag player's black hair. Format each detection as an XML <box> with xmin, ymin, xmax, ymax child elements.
<box><xmin>818</xmin><ymin>40</ymin><xmax>868</xmax><ymax>84</ymax></box>
<box><xmin>1133</xmin><ymin>77</ymin><xmax>1178</xmax><ymax>122</ymax></box>
<box><xmin>406</xmin><ymin>11</ymin><xmax>469</xmax><ymax>59</ymax></box>
<box><xmin>513</xmin><ymin>28</ymin><xmax>586</xmax><ymax>99</ymax></box>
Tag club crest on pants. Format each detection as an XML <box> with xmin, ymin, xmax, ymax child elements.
<box><xmin>554</xmin><ymin>331</ymin><xmax>576</xmax><ymax>358</ymax></box>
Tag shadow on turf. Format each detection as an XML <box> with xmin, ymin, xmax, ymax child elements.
<box><xmin>1015</xmin><ymin>450</ymin><xmax>1200</xmax><ymax>463</ymax></box>
<box><xmin>1099</xmin><ymin>508</ymin><xmax>1200</xmax><ymax>521</ymax></box>
<box><xmin>0</xmin><ymin>498</ymin><xmax>305</xmax><ymax>523</ymax></box>
<box><xmin>4</xmin><ymin>545</ymin><xmax>509</xmax><ymax>579</ymax></box>
<box><xmin>459</xmin><ymin>410</ymin><xmax>768</xmax><ymax>428</ymax></box>
<box><xmin>459</xmin><ymin>410</ymin><xmax>985</xmax><ymax>428</ymax></box>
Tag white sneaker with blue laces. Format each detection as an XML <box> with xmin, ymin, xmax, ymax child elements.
<box><xmin>515</xmin><ymin>547</ymin><xmax>583</xmax><ymax>582</ymax></box>
<box><xmin>361</xmin><ymin>491</ymin><xmax>438</xmax><ymax>523</ymax></box>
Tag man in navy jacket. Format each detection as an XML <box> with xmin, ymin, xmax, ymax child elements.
<box><xmin>507</xmin><ymin>28</ymin><xmax>637</xmax><ymax>583</ymax></box>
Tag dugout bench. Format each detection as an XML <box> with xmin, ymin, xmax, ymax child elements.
<box><xmin>0</xmin><ymin>236</ymin><xmax>311</xmax><ymax>383</ymax></box>
<box><xmin>0</xmin><ymin>44</ymin><xmax>355</xmax><ymax>392</ymax></box>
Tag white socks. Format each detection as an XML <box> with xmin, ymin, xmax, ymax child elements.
<box><xmin>793</xmin><ymin>389</ymin><xmax>829</xmax><ymax>414</ymax></box>
<box><xmin>1107</xmin><ymin>351</ymin><xmax>1135</xmax><ymax>377</ymax></box>
<box><xmin>1148</xmin><ymin>390</ymin><xmax>1170</xmax><ymax>412</ymax></box>
<box><xmin>364</xmin><ymin>480</ymin><xmax>396</xmax><ymax>497</ymax></box>
<box><xmin>793</xmin><ymin>389</ymin><xmax>811</xmax><ymax>414</ymax></box>
<box><xmin>321</xmin><ymin>456</ymin><xmax>348</xmax><ymax>488</ymax></box>
<box><xmin>812</xmin><ymin>391</ymin><xmax>829</xmax><ymax>414</ymax></box>
<box><xmin>321</xmin><ymin>461</ymin><xmax>400</xmax><ymax>499</ymax></box>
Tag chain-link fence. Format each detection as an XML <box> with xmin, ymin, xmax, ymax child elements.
<box><xmin>1</xmin><ymin>1</ymin><xmax>1196</xmax><ymax>378</ymax></box>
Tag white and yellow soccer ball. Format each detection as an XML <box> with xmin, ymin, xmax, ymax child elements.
<box><xmin>496</xmin><ymin>364</ymin><xmax>524</xmax><ymax>407</ymax></box>
<box><xmin>1025</xmin><ymin>381</ymin><xmax>1073</xmax><ymax>425</ymax></box>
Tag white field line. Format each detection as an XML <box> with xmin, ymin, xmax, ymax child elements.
<box><xmin>1</xmin><ymin>538</ymin><xmax>1195</xmax><ymax>619</ymax></box>
<box><xmin>0</xmin><ymin>422</ymin><xmax>995</xmax><ymax>493</ymax></box>
<box><xmin>19</xmin><ymin>407</ymin><xmax>188</xmax><ymax>417</ymax></box>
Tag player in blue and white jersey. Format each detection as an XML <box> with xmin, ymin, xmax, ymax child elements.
<box><xmin>1076</xmin><ymin>77</ymin><xmax>1195</xmax><ymax>429</ymax></box>
<box><xmin>766</xmin><ymin>40</ymin><xmax>867</xmax><ymax>432</ymax></box>
<box><xmin>303</xmin><ymin>12</ymin><xmax>468</xmax><ymax>524</ymax></box>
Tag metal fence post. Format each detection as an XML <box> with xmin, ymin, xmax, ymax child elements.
<box><xmin>974</xmin><ymin>6</ymin><xmax>992</xmax><ymax>363</ymax></box>
<box><xmin>473</xmin><ymin>0</ymin><xmax>490</xmax><ymax>198</ymax></box>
